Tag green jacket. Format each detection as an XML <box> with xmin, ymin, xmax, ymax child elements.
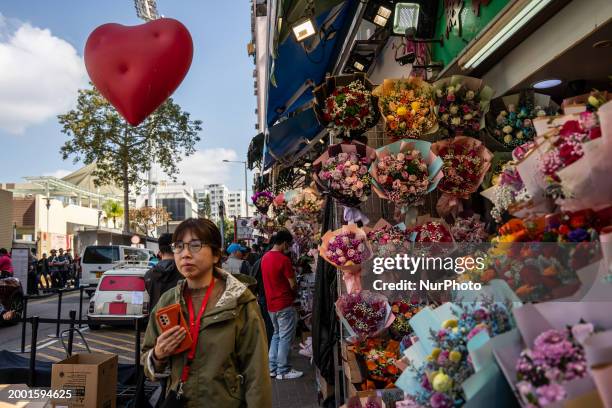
<box><xmin>141</xmin><ymin>268</ymin><xmax>272</xmax><ymax>408</ymax></box>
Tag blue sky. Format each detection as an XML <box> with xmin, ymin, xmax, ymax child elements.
<box><xmin>0</xmin><ymin>0</ymin><xmax>255</xmax><ymax>192</ymax></box>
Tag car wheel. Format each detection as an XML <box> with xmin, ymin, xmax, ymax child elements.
<box><xmin>87</xmin><ymin>322</ymin><xmax>101</xmax><ymax>330</ymax></box>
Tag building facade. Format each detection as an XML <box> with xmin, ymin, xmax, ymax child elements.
<box><xmin>137</xmin><ymin>181</ymin><xmax>198</xmax><ymax>221</ymax></box>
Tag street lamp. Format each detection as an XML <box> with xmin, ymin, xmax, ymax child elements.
<box><xmin>222</xmin><ymin>160</ymin><xmax>250</xmax><ymax>217</ymax></box>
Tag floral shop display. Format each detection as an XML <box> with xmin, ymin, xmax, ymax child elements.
<box><xmin>366</xmin><ymin>219</ymin><xmax>412</xmax><ymax>258</ymax></box>
<box><xmin>313</xmin><ymin>73</ymin><xmax>380</xmax><ymax>140</ymax></box>
<box><xmin>286</xmin><ymin>217</ymin><xmax>319</xmax><ymax>254</ymax></box>
<box><xmin>335</xmin><ymin>290</ymin><xmax>393</xmax><ymax>342</ymax></box>
<box><xmin>561</xmin><ymin>89</ymin><xmax>611</xmax><ymax>114</ymax></box>
<box><xmin>388</xmin><ymin>297</ymin><xmax>425</xmax><ymax>341</ymax></box>
<box><xmin>486</xmin><ymin>91</ymin><xmax>559</xmax><ymax>150</ymax></box>
<box><xmin>348</xmin><ymin>338</ymin><xmax>402</xmax><ymax>391</ymax></box>
<box><xmin>288</xmin><ymin>187</ymin><xmax>324</xmax><ymax>222</ymax></box>
<box><xmin>312</xmin><ymin>141</ymin><xmax>376</xmax><ymax>224</ymax></box>
<box><xmin>373</xmin><ymin>77</ymin><xmax>438</xmax><ymax>141</ymax></box>
<box><xmin>370</xmin><ymin>139</ymin><xmax>443</xmax><ymax>223</ymax></box>
<box><xmin>410</xmin><ymin>218</ymin><xmax>455</xmax><ymax>258</ymax></box>
<box><xmin>251</xmin><ymin>190</ymin><xmax>274</xmax><ymax>214</ymax></box>
<box><xmin>272</xmin><ymin>192</ymin><xmax>292</xmax><ymax>225</ymax></box>
<box><xmin>320</xmin><ymin>223</ymin><xmax>373</xmax><ymax>293</ymax></box>
<box><xmin>400</xmin><ymin>300</ymin><xmax>515</xmax><ymax>408</ymax></box>
<box><xmin>450</xmin><ymin>214</ymin><xmax>489</xmax><ymax>244</ymax></box>
<box><xmin>433</xmin><ymin>75</ymin><xmax>494</xmax><ymax>137</ymax></box>
<box><xmin>431</xmin><ymin>136</ymin><xmax>493</xmax><ymax>217</ymax></box>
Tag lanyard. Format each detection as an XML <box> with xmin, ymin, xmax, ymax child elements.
<box><xmin>180</xmin><ymin>277</ymin><xmax>215</xmax><ymax>383</ymax></box>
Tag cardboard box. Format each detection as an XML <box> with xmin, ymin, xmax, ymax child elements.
<box><xmin>341</xmin><ymin>342</ymin><xmax>363</xmax><ymax>384</ymax></box>
<box><xmin>51</xmin><ymin>353</ymin><xmax>118</xmax><ymax>408</ymax></box>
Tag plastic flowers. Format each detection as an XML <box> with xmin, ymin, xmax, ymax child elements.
<box><xmin>251</xmin><ymin>191</ymin><xmax>274</xmax><ymax>214</ymax></box>
<box><xmin>433</xmin><ymin>75</ymin><xmax>494</xmax><ymax>136</ymax></box>
<box><xmin>373</xmin><ymin>77</ymin><xmax>438</xmax><ymax>141</ymax></box>
<box><xmin>371</xmin><ymin>139</ymin><xmax>443</xmax><ymax>207</ymax></box>
<box><xmin>336</xmin><ymin>290</ymin><xmax>392</xmax><ymax>340</ymax></box>
<box><xmin>313</xmin><ymin>73</ymin><xmax>380</xmax><ymax>139</ymax></box>
<box><xmin>313</xmin><ymin>142</ymin><xmax>376</xmax><ymax>207</ymax></box>
<box><xmin>515</xmin><ymin>323</ymin><xmax>592</xmax><ymax>407</ymax></box>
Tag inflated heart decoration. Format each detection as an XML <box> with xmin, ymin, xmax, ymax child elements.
<box><xmin>85</xmin><ymin>18</ymin><xmax>193</xmax><ymax>126</ymax></box>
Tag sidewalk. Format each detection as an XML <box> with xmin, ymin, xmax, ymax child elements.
<box><xmin>272</xmin><ymin>347</ymin><xmax>318</xmax><ymax>408</ymax></box>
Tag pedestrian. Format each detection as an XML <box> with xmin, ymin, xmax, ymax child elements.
<box><xmin>144</xmin><ymin>233</ymin><xmax>183</xmax><ymax>311</ymax></box>
<box><xmin>261</xmin><ymin>229</ymin><xmax>303</xmax><ymax>380</ymax></box>
<box><xmin>244</xmin><ymin>246</ymin><xmax>258</xmax><ymax>267</ymax></box>
<box><xmin>27</xmin><ymin>249</ymin><xmax>38</xmax><ymax>295</ymax></box>
<box><xmin>222</xmin><ymin>243</ymin><xmax>250</xmax><ymax>275</ymax></box>
<box><xmin>65</xmin><ymin>249</ymin><xmax>75</xmax><ymax>285</ymax></box>
<box><xmin>57</xmin><ymin>248</ymin><xmax>69</xmax><ymax>288</ymax></box>
<box><xmin>250</xmin><ymin>252</ymin><xmax>274</xmax><ymax>347</ymax></box>
<box><xmin>48</xmin><ymin>249</ymin><xmax>63</xmax><ymax>288</ymax></box>
<box><xmin>0</xmin><ymin>248</ymin><xmax>13</xmax><ymax>277</ymax></box>
<box><xmin>37</xmin><ymin>253</ymin><xmax>51</xmax><ymax>290</ymax></box>
<box><xmin>141</xmin><ymin>218</ymin><xmax>271</xmax><ymax>407</ymax></box>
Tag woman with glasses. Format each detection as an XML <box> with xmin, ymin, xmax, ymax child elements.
<box><xmin>141</xmin><ymin>218</ymin><xmax>272</xmax><ymax>407</ymax></box>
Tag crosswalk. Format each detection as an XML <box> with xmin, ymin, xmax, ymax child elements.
<box><xmin>22</xmin><ymin>327</ymin><xmax>140</xmax><ymax>364</ymax></box>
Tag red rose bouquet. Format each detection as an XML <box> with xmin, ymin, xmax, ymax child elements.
<box><xmin>336</xmin><ymin>290</ymin><xmax>393</xmax><ymax>341</ymax></box>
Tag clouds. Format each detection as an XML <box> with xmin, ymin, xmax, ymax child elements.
<box><xmin>0</xmin><ymin>14</ymin><xmax>87</xmax><ymax>134</ymax></box>
<box><xmin>160</xmin><ymin>148</ymin><xmax>239</xmax><ymax>188</ymax></box>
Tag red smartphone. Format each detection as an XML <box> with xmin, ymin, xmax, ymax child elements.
<box><xmin>155</xmin><ymin>303</ymin><xmax>192</xmax><ymax>355</ymax></box>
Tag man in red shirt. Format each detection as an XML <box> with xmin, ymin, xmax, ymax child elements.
<box><xmin>261</xmin><ymin>229</ymin><xmax>303</xmax><ymax>380</ymax></box>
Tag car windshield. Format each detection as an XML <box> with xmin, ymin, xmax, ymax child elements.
<box><xmin>99</xmin><ymin>276</ymin><xmax>145</xmax><ymax>291</ymax></box>
<box><xmin>83</xmin><ymin>246</ymin><xmax>120</xmax><ymax>264</ymax></box>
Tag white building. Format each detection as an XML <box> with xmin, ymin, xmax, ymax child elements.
<box><xmin>137</xmin><ymin>180</ymin><xmax>198</xmax><ymax>221</ymax></box>
<box><xmin>196</xmin><ymin>184</ymin><xmax>253</xmax><ymax>222</ymax></box>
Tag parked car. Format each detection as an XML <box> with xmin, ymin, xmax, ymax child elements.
<box><xmin>0</xmin><ymin>273</ymin><xmax>24</xmax><ymax>325</ymax></box>
<box><xmin>87</xmin><ymin>265</ymin><xmax>150</xmax><ymax>330</ymax></box>
<box><xmin>80</xmin><ymin>245</ymin><xmax>150</xmax><ymax>296</ymax></box>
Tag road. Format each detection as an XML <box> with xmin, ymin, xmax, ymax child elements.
<box><xmin>1</xmin><ymin>290</ymin><xmax>142</xmax><ymax>365</ymax></box>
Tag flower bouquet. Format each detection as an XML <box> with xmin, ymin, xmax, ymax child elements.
<box><xmin>431</xmin><ymin>136</ymin><xmax>493</xmax><ymax>217</ymax></box>
<box><xmin>515</xmin><ymin>324</ymin><xmax>591</xmax><ymax>407</ymax></box>
<box><xmin>404</xmin><ymin>300</ymin><xmax>514</xmax><ymax>407</ymax></box>
<box><xmin>312</xmin><ymin>142</ymin><xmax>376</xmax><ymax>223</ymax></box>
<box><xmin>389</xmin><ymin>298</ymin><xmax>425</xmax><ymax>341</ymax></box>
<box><xmin>450</xmin><ymin>214</ymin><xmax>489</xmax><ymax>244</ymax></box>
<box><xmin>286</xmin><ymin>217</ymin><xmax>318</xmax><ymax>254</ymax></box>
<box><xmin>410</xmin><ymin>218</ymin><xmax>455</xmax><ymax>258</ymax></box>
<box><xmin>538</xmin><ymin>112</ymin><xmax>602</xmax><ymax>197</ymax></box>
<box><xmin>289</xmin><ymin>187</ymin><xmax>324</xmax><ymax>222</ymax></box>
<box><xmin>433</xmin><ymin>75</ymin><xmax>494</xmax><ymax>137</ymax></box>
<box><xmin>336</xmin><ymin>290</ymin><xmax>394</xmax><ymax>342</ymax></box>
<box><xmin>350</xmin><ymin>338</ymin><xmax>402</xmax><ymax>390</ymax></box>
<box><xmin>372</xmin><ymin>77</ymin><xmax>438</xmax><ymax>141</ymax></box>
<box><xmin>313</xmin><ymin>73</ymin><xmax>380</xmax><ymax>140</ymax></box>
<box><xmin>366</xmin><ymin>219</ymin><xmax>412</xmax><ymax>258</ymax></box>
<box><xmin>251</xmin><ymin>191</ymin><xmax>275</xmax><ymax>214</ymax></box>
<box><xmin>370</xmin><ymin>139</ymin><xmax>443</xmax><ymax>223</ymax></box>
<box><xmin>271</xmin><ymin>192</ymin><xmax>292</xmax><ymax>225</ymax></box>
<box><xmin>485</xmin><ymin>91</ymin><xmax>559</xmax><ymax>150</ymax></box>
<box><xmin>320</xmin><ymin>223</ymin><xmax>373</xmax><ymax>293</ymax></box>
<box><xmin>562</xmin><ymin>89</ymin><xmax>611</xmax><ymax>114</ymax></box>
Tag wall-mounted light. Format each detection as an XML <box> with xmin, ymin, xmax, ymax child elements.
<box><xmin>364</xmin><ymin>1</ymin><xmax>395</xmax><ymax>28</ymax></box>
<box><xmin>532</xmin><ymin>79</ymin><xmax>562</xmax><ymax>89</ymax></box>
<box><xmin>393</xmin><ymin>3</ymin><xmax>420</xmax><ymax>35</ymax></box>
<box><xmin>373</xmin><ymin>5</ymin><xmax>393</xmax><ymax>27</ymax></box>
<box><xmin>292</xmin><ymin>17</ymin><xmax>317</xmax><ymax>42</ymax></box>
<box><xmin>461</xmin><ymin>0</ymin><xmax>554</xmax><ymax>70</ymax></box>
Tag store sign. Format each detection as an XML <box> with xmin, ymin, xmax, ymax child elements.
<box><xmin>236</xmin><ymin>217</ymin><xmax>254</xmax><ymax>241</ymax></box>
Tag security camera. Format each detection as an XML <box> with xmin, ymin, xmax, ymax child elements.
<box><xmin>396</xmin><ymin>51</ymin><xmax>416</xmax><ymax>66</ymax></box>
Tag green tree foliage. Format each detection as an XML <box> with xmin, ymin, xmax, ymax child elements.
<box><xmin>58</xmin><ymin>86</ymin><xmax>202</xmax><ymax>233</ymax></box>
<box><xmin>102</xmin><ymin>200</ymin><xmax>124</xmax><ymax>229</ymax></box>
<box><xmin>198</xmin><ymin>194</ymin><xmax>212</xmax><ymax>219</ymax></box>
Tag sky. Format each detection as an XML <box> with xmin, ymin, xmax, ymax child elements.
<box><xmin>0</xmin><ymin>0</ymin><xmax>256</xmax><ymax>193</ymax></box>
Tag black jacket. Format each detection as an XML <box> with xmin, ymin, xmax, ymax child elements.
<box><xmin>144</xmin><ymin>259</ymin><xmax>183</xmax><ymax>310</ymax></box>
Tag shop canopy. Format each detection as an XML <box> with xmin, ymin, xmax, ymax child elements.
<box><xmin>263</xmin><ymin>107</ymin><xmax>323</xmax><ymax>170</ymax></box>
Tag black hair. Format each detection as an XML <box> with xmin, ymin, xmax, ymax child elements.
<box><xmin>0</xmin><ymin>248</ymin><xmax>7</xmax><ymax>255</ymax></box>
<box><xmin>173</xmin><ymin>218</ymin><xmax>223</xmax><ymax>268</ymax></box>
<box><xmin>157</xmin><ymin>233</ymin><xmax>173</xmax><ymax>255</ymax></box>
<box><xmin>272</xmin><ymin>229</ymin><xmax>293</xmax><ymax>246</ymax></box>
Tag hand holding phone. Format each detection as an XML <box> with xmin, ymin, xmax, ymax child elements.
<box><xmin>155</xmin><ymin>303</ymin><xmax>192</xmax><ymax>356</ymax></box>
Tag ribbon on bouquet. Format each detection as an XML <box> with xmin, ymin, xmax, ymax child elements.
<box><xmin>343</xmin><ymin>206</ymin><xmax>370</xmax><ymax>226</ymax></box>
<box><xmin>340</xmin><ymin>265</ymin><xmax>362</xmax><ymax>294</ymax></box>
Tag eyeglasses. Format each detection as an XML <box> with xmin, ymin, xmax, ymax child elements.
<box><xmin>171</xmin><ymin>240</ymin><xmax>206</xmax><ymax>254</ymax></box>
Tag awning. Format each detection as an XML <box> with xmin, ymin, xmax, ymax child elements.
<box><xmin>264</xmin><ymin>107</ymin><xmax>323</xmax><ymax>170</ymax></box>
<box><xmin>266</xmin><ymin>1</ymin><xmax>356</xmax><ymax>126</ymax></box>
<box><xmin>248</xmin><ymin>132</ymin><xmax>264</xmax><ymax>170</ymax></box>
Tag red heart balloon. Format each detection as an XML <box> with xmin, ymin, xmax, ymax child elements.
<box><xmin>85</xmin><ymin>18</ymin><xmax>193</xmax><ymax>126</ymax></box>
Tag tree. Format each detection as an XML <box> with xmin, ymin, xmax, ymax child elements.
<box><xmin>58</xmin><ymin>86</ymin><xmax>202</xmax><ymax>233</ymax></box>
<box><xmin>198</xmin><ymin>194</ymin><xmax>212</xmax><ymax>219</ymax></box>
<box><xmin>219</xmin><ymin>217</ymin><xmax>235</xmax><ymax>247</ymax></box>
<box><xmin>102</xmin><ymin>200</ymin><xmax>124</xmax><ymax>229</ymax></box>
<box><xmin>129</xmin><ymin>207</ymin><xmax>171</xmax><ymax>237</ymax></box>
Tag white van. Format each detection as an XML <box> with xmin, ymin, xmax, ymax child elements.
<box><xmin>81</xmin><ymin>245</ymin><xmax>149</xmax><ymax>295</ymax></box>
